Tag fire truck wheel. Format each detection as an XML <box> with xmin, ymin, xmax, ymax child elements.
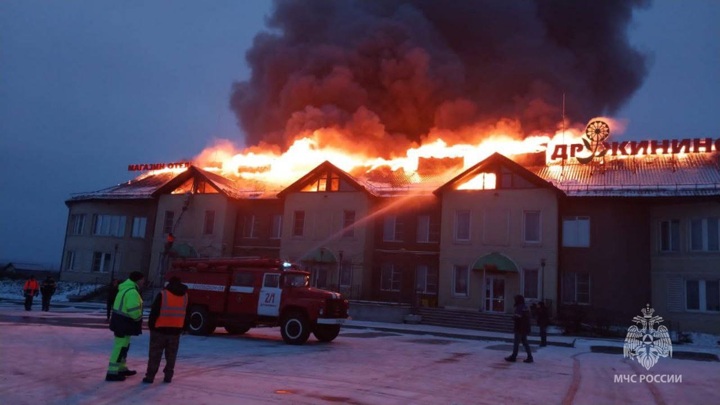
<box><xmin>280</xmin><ymin>312</ymin><xmax>310</xmax><ymax>345</ymax></box>
<box><xmin>224</xmin><ymin>325</ymin><xmax>250</xmax><ymax>335</ymax></box>
<box><xmin>188</xmin><ymin>306</ymin><xmax>216</xmax><ymax>336</ymax></box>
<box><xmin>313</xmin><ymin>325</ymin><xmax>341</xmax><ymax>342</ymax></box>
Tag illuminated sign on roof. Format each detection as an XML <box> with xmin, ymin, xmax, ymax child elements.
<box><xmin>127</xmin><ymin>162</ymin><xmax>191</xmax><ymax>171</ymax></box>
<box><xmin>549</xmin><ymin>121</ymin><xmax>720</xmax><ymax>164</ymax></box>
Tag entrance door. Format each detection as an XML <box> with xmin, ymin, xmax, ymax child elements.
<box><xmin>485</xmin><ymin>277</ymin><xmax>505</xmax><ymax>312</ymax></box>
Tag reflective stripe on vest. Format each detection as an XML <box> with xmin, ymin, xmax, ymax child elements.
<box><xmin>155</xmin><ymin>290</ymin><xmax>188</xmax><ymax>328</ymax></box>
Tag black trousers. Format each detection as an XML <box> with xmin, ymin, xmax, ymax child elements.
<box><xmin>539</xmin><ymin>325</ymin><xmax>547</xmax><ymax>346</ymax></box>
<box><xmin>24</xmin><ymin>295</ymin><xmax>35</xmax><ymax>311</ymax></box>
<box><xmin>511</xmin><ymin>332</ymin><xmax>533</xmax><ymax>358</ymax></box>
<box><xmin>41</xmin><ymin>294</ymin><xmax>53</xmax><ymax>311</ymax></box>
<box><xmin>145</xmin><ymin>331</ymin><xmax>181</xmax><ymax>380</ymax></box>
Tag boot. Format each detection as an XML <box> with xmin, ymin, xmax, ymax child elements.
<box><xmin>504</xmin><ymin>356</ymin><xmax>516</xmax><ymax>362</ymax></box>
<box><xmin>105</xmin><ymin>373</ymin><xmax>126</xmax><ymax>382</ymax></box>
<box><xmin>524</xmin><ymin>357</ymin><xmax>534</xmax><ymax>363</ymax></box>
<box><xmin>120</xmin><ymin>369</ymin><xmax>137</xmax><ymax>377</ymax></box>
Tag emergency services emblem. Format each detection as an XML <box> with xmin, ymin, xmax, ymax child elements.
<box><xmin>623</xmin><ymin>304</ymin><xmax>673</xmax><ymax>370</ymax></box>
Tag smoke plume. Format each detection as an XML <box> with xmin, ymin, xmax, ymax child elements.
<box><xmin>230</xmin><ymin>0</ymin><xmax>650</xmax><ymax>155</ymax></box>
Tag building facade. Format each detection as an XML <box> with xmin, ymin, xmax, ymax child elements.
<box><xmin>60</xmin><ymin>145</ymin><xmax>720</xmax><ymax>333</ymax></box>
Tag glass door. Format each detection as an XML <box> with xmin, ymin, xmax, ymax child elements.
<box><xmin>485</xmin><ymin>276</ymin><xmax>505</xmax><ymax>312</ymax></box>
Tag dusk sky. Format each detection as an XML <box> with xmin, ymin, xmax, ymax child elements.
<box><xmin>1</xmin><ymin>1</ymin><xmax>719</xmax><ymax>268</ymax></box>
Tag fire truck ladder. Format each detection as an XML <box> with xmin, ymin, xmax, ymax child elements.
<box><xmin>155</xmin><ymin>193</ymin><xmax>193</xmax><ymax>286</ymax></box>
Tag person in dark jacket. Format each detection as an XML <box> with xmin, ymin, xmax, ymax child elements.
<box><xmin>106</xmin><ymin>271</ymin><xmax>145</xmax><ymax>382</ymax></box>
<box><xmin>536</xmin><ymin>301</ymin><xmax>550</xmax><ymax>347</ymax></box>
<box><xmin>106</xmin><ymin>278</ymin><xmax>119</xmax><ymax>322</ymax></box>
<box><xmin>40</xmin><ymin>276</ymin><xmax>57</xmax><ymax>312</ymax></box>
<box><xmin>143</xmin><ymin>276</ymin><xmax>189</xmax><ymax>384</ymax></box>
<box><xmin>505</xmin><ymin>294</ymin><xmax>534</xmax><ymax>363</ymax></box>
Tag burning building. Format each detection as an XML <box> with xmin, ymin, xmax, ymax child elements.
<box><xmin>62</xmin><ymin>124</ymin><xmax>720</xmax><ymax>334</ymax></box>
<box><xmin>60</xmin><ymin>1</ymin><xmax>719</xmax><ymax>333</ymax></box>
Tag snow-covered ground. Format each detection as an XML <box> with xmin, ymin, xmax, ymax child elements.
<box><xmin>1</xmin><ymin>301</ymin><xmax>720</xmax><ymax>405</ymax></box>
<box><xmin>0</xmin><ymin>278</ymin><xmax>104</xmax><ymax>302</ymax></box>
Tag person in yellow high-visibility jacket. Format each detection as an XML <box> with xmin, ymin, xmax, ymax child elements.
<box><xmin>106</xmin><ymin>271</ymin><xmax>145</xmax><ymax>382</ymax></box>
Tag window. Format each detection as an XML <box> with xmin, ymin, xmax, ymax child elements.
<box><xmin>383</xmin><ymin>215</ymin><xmax>403</xmax><ymax>242</ymax></box>
<box><xmin>457</xmin><ymin>172</ymin><xmax>496</xmax><ymax>190</ymax></box>
<box><xmin>64</xmin><ymin>251</ymin><xmax>75</xmax><ymax>271</ymax></box>
<box><xmin>562</xmin><ymin>216</ymin><xmax>590</xmax><ymax>247</ymax></box>
<box><xmin>380</xmin><ymin>263</ymin><xmax>401</xmax><ymax>291</ymax></box>
<box><xmin>453</xmin><ymin>265</ymin><xmax>469</xmax><ymax>296</ymax></box>
<box><xmin>270</xmin><ymin>214</ymin><xmax>282</xmax><ymax>239</ymax></box>
<box><xmin>70</xmin><ymin>214</ymin><xmax>85</xmax><ymax>235</ymax></box>
<box><xmin>92</xmin><ymin>252</ymin><xmax>112</xmax><ymax>273</ymax></box>
<box><xmin>92</xmin><ymin>215</ymin><xmax>126</xmax><ymax>237</ymax></box>
<box><xmin>302</xmin><ymin>171</ymin><xmax>341</xmax><ymax>192</ymax></box>
<box><xmin>454</xmin><ymin>210</ymin><xmax>471</xmax><ymax>241</ymax></box>
<box><xmin>233</xmin><ymin>272</ymin><xmax>255</xmax><ymax>287</ymax></box>
<box><xmin>690</xmin><ymin>217</ymin><xmax>720</xmax><ymax>251</ymax></box>
<box><xmin>659</xmin><ymin>219</ymin><xmax>680</xmax><ymax>252</ymax></box>
<box><xmin>415</xmin><ymin>265</ymin><xmax>438</xmax><ymax>294</ymax></box>
<box><xmin>131</xmin><ymin>217</ymin><xmax>147</xmax><ymax>238</ymax></box>
<box><xmin>562</xmin><ymin>272</ymin><xmax>590</xmax><ymax>304</ymax></box>
<box><xmin>243</xmin><ymin>215</ymin><xmax>259</xmax><ymax>238</ymax></box>
<box><xmin>203</xmin><ymin>210</ymin><xmax>215</xmax><ymax>235</ymax></box>
<box><xmin>523</xmin><ymin>211</ymin><xmax>541</xmax><ymax>243</ymax></box>
<box><xmin>523</xmin><ymin>268</ymin><xmax>539</xmax><ymax>300</ymax></box>
<box><xmin>163</xmin><ymin>211</ymin><xmax>174</xmax><ymax>234</ymax></box>
<box><xmin>342</xmin><ymin>210</ymin><xmax>355</xmax><ymax>238</ymax></box>
<box><xmin>263</xmin><ymin>273</ymin><xmax>280</xmax><ymax>288</ymax></box>
<box><xmin>292</xmin><ymin>211</ymin><xmax>305</xmax><ymax>237</ymax></box>
<box><xmin>417</xmin><ymin>215</ymin><xmax>430</xmax><ymax>243</ymax></box>
<box><xmin>686</xmin><ymin>280</ymin><xmax>720</xmax><ymax>312</ymax></box>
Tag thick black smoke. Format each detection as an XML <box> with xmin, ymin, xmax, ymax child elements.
<box><xmin>230</xmin><ymin>0</ymin><xmax>650</xmax><ymax>154</ymax></box>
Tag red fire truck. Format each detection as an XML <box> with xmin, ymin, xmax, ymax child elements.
<box><xmin>165</xmin><ymin>257</ymin><xmax>349</xmax><ymax>345</ymax></box>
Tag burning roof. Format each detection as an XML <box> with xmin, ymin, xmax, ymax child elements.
<box><xmin>532</xmin><ymin>152</ymin><xmax>720</xmax><ymax>197</ymax></box>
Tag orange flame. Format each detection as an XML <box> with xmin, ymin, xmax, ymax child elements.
<box><xmin>150</xmin><ymin>118</ymin><xmax>634</xmax><ymax>187</ymax></box>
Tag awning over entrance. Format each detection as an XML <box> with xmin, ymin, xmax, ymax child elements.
<box><xmin>301</xmin><ymin>248</ymin><xmax>337</xmax><ymax>264</ymax></box>
<box><xmin>472</xmin><ymin>252</ymin><xmax>518</xmax><ymax>272</ymax></box>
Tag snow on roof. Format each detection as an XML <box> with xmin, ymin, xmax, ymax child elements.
<box><xmin>67</xmin><ymin>171</ymin><xmax>177</xmax><ymax>202</ymax></box>
<box><xmin>531</xmin><ymin>153</ymin><xmax>720</xmax><ymax>197</ymax></box>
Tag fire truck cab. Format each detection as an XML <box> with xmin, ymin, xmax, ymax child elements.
<box><xmin>166</xmin><ymin>257</ymin><xmax>349</xmax><ymax>345</ymax></box>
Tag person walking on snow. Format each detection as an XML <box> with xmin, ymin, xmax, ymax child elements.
<box><xmin>40</xmin><ymin>276</ymin><xmax>57</xmax><ymax>312</ymax></box>
<box><xmin>505</xmin><ymin>294</ymin><xmax>534</xmax><ymax>363</ymax></box>
<box><xmin>23</xmin><ymin>275</ymin><xmax>40</xmax><ymax>311</ymax></box>
<box><xmin>106</xmin><ymin>271</ymin><xmax>145</xmax><ymax>382</ymax></box>
<box><xmin>143</xmin><ymin>276</ymin><xmax>189</xmax><ymax>384</ymax></box>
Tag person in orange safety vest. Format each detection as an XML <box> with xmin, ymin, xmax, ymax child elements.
<box><xmin>23</xmin><ymin>275</ymin><xmax>40</xmax><ymax>311</ymax></box>
<box><xmin>142</xmin><ymin>276</ymin><xmax>188</xmax><ymax>384</ymax></box>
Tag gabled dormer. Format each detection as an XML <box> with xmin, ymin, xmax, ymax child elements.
<box><xmin>152</xmin><ymin>166</ymin><xmax>240</xmax><ymax>198</ymax></box>
<box><xmin>277</xmin><ymin>161</ymin><xmax>370</xmax><ymax>198</ymax></box>
<box><xmin>434</xmin><ymin>152</ymin><xmax>562</xmax><ymax>195</ymax></box>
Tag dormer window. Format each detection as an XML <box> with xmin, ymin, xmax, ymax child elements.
<box><xmin>302</xmin><ymin>171</ymin><xmax>340</xmax><ymax>192</ymax></box>
<box><xmin>457</xmin><ymin>172</ymin><xmax>496</xmax><ymax>190</ymax></box>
